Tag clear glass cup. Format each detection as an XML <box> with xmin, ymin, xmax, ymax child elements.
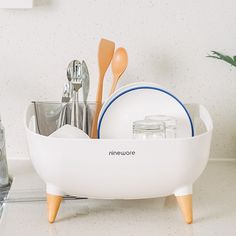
<box><xmin>145</xmin><ymin>115</ymin><xmax>177</xmax><ymax>138</ymax></box>
<box><xmin>133</xmin><ymin>119</ymin><xmax>166</xmax><ymax>140</ymax></box>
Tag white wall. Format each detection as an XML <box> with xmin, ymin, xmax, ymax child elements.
<box><xmin>0</xmin><ymin>0</ymin><xmax>236</xmax><ymax>159</ymax></box>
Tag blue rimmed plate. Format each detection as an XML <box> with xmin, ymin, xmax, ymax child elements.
<box><xmin>98</xmin><ymin>83</ymin><xmax>194</xmax><ymax>139</ymax></box>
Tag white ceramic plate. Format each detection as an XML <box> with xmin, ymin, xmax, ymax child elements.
<box><xmin>100</xmin><ymin>82</ymin><xmax>161</xmax><ymax>117</ymax></box>
<box><xmin>98</xmin><ymin>83</ymin><xmax>194</xmax><ymax>139</ymax></box>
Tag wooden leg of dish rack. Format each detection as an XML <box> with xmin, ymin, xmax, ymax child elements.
<box><xmin>47</xmin><ymin>194</ymin><xmax>62</xmax><ymax>223</ymax></box>
<box><xmin>176</xmin><ymin>194</ymin><xmax>193</xmax><ymax>224</ymax></box>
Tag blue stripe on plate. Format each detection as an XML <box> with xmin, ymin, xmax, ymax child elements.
<box><xmin>98</xmin><ymin>86</ymin><xmax>194</xmax><ymax>138</ymax></box>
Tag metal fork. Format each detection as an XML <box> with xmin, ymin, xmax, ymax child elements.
<box><xmin>69</xmin><ymin>60</ymin><xmax>83</xmax><ymax>128</ymax></box>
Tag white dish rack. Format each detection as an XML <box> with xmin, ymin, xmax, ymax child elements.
<box><xmin>25</xmin><ymin>102</ymin><xmax>213</xmax><ymax>224</ymax></box>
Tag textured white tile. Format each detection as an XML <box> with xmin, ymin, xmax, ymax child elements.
<box><xmin>0</xmin><ymin>0</ymin><xmax>33</xmax><ymax>8</ymax></box>
<box><xmin>0</xmin><ymin>0</ymin><xmax>235</xmax><ymax>159</ymax></box>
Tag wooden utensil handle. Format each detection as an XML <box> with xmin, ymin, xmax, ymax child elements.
<box><xmin>90</xmin><ymin>76</ymin><xmax>104</xmax><ymax>138</ymax></box>
<box><xmin>109</xmin><ymin>76</ymin><xmax>118</xmax><ymax>96</ymax></box>
<box><xmin>90</xmin><ymin>102</ymin><xmax>102</xmax><ymax>138</ymax></box>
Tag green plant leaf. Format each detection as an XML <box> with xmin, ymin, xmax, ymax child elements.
<box><xmin>206</xmin><ymin>55</ymin><xmax>221</xmax><ymax>59</ymax></box>
<box><xmin>223</xmin><ymin>56</ymin><xmax>235</xmax><ymax>64</ymax></box>
<box><xmin>208</xmin><ymin>51</ymin><xmax>236</xmax><ymax>67</ymax></box>
<box><xmin>211</xmin><ymin>51</ymin><xmax>223</xmax><ymax>57</ymax></box>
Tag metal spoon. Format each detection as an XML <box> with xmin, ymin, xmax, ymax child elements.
<box><xmin>81</xmin><ymin>60</ymin><xmax>90</xmax><ymax>134</ymax></box>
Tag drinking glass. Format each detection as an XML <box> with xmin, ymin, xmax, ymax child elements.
<box><xmin>145</xmin><ymin>115</ymin><xmax>177</xmax><ymax>138</ymax></box>
<box><xmin>133</xmin><ymin>119</ymin><xmax>166</xmax><ymax>140</ymax></box>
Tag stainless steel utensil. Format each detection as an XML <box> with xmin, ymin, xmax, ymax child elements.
<box><xmin>57</xmin><ymin>60</ymin><xmax>76</xmax><ymax>128</ymax></box>
<box><xmin>0</xmin><ymin>187</ymin><xmax>86</xmax><ymax>203</ymax></box>
<box><xmin>3</xmin><ymin>195</ymin><xmax>87</xmax><ymax>203</ymax></box>
<box><xmin>58</xmin><ymin>60</ymin><xmax>90</xmax><ymax>130</ymax></box>
<box><xmin>33</xmin><ymin>102</ymin><xmax>96</xmax><ymax>136</ymax></box>
<box><xmin>66</xmin><ymin>63</ymin><xmax>73</xmax><ymax>98</ymax></box>
<box><xmin>57</xmin><ymin>82</ymin><xmax>71</xmax><ymax>128</ymax></box>
<box><xmin>70</xmin><ymin>60</ymin><xmax>83</xmax><ymax>128</ymax></box>
<box><xmin>81</xmin><ymin>60</ymin><xmax>90</xmax><ymax>133</ymax></box>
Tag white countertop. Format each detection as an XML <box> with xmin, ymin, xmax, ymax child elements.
<box><xmin>0</xmin><ymin>160</ymin><xmax>236</xmax><ymax>236</ymax></box>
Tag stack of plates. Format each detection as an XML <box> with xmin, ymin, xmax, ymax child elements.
<box><xmin>98</xmin><ymin>82</ymin><xmax>194</xmax><ymax>139</ymax></box>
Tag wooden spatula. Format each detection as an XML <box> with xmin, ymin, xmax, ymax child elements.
<box><xmin>90</xmin><ymin>38</ymin><xmax>115</xmax><ymax>138</ymax></box>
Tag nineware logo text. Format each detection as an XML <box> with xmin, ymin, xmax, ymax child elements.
<box><xmin>108</xmin><ymin>151</ymin><xmax>135</xmax><ymax>157</ymax></box>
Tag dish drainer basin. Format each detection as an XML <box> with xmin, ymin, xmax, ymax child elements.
<box><xmin>25</xmin><ymin>102</ymin><xmax>213</xmax><ymax>224</ymax></box>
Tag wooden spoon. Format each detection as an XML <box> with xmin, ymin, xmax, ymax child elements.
<box><xmin>90</xmin><ymin>38</ymin><xmax>115</xmax><ymax>138</ymax></box>
<box><xmin>109</xmin><ymin>47</ymin><xmax>128</xmax><ymax>96</ymax></box>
